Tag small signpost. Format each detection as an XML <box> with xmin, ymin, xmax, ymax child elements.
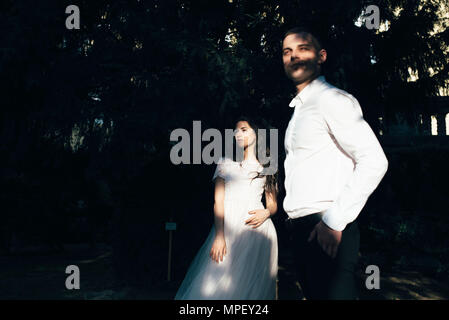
<box><xmin>165</xmin><ymin>219</ymin><xmax>177</xmax><ymax>281</ymax></box>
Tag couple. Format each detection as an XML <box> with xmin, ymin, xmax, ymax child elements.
<box><xmin>175</xmin><ymin>27</ymin><xmax>389</xmax><ymax>300</ymax></box>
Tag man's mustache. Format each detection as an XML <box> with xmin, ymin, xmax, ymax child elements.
<box><xmin>289</xmin><ymin>60</ymin><xmax>310</xmax><ymax>68</ymax></box>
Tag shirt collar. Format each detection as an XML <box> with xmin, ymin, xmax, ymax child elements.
<box><xmin>289</xmin><ymin>75</ymin><xmax>326</xmax><ymax>108</ymax></box>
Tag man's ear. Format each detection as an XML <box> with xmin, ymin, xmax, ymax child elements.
<box><xmin>318</xmin><ymin>49</ymin><xmax>327</xmax><ymax>64</ymax></box>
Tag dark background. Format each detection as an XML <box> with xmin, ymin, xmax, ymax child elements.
<box><xmin>0</xmin><ymin>0</ymin><xmax>448</xmax><ymax>299</ymax></box>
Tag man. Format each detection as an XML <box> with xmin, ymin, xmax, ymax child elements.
<box><xmin>282</xmin><ymin>27</ymin><xmax>388</xmax><ymax>299</ymax></box>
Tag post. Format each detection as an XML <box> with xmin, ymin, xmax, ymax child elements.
<box><xmin>165</xmin><ymin>218</ymin><xmax>177</xmax><ymax>281</ymax></box>
<box><xmin>167</xmin><ymin>229</ymin><xmax>173</xmax><ymax>281</ymax></box>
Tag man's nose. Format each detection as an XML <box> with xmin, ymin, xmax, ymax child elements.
<box><xmin>290</xmin><ymin>48</ymin><xmax>300</xmax><ymax>60</ymax></box>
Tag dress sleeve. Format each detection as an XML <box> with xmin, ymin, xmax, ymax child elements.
<box><xmin>212</xmin><ymin>157</ymin><xmax>227</xmax><ymax>182</ymax></box>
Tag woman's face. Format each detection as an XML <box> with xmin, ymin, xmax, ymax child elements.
<box><xmin>234</xmin><ymin>121</ymin><xmax>256</xmax><ymax>149</ymax></box>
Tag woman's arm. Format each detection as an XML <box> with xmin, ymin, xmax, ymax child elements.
<box><xmin>210</xmin><ymin>176</ymin><xmax>227</xmax><ymax>263</ymax></box>
<box><xmin>245</xmin><ymin>190</ymin><xmax>278</xmax><ymax>228</ymax></box>
<box><xmin>264</xmin><ymin>189</ymin><xmax>278</xmax><ymax>217</ymax></box>
<box><xmin>213</xmin><ymin>177</ymin><xmax>225</xmax><ymax>238</ymax></box>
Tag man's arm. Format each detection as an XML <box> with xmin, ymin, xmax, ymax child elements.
<box><xmin>318</xmin><ymin>89</ymin><xmax>389</xmax><ymax>232</ymax></box>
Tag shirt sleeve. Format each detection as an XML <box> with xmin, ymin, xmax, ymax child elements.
<box><xmin>212</xmin><ymin>157</ymin><xmax>226</xmax><ymax>182</ymax></box>
<box><xmin>318</xmin><ymin>90</ymin><xmax>389</xmax><ymax>231</ymax></box>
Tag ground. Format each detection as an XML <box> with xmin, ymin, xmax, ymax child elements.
<box><xmin>1</xmin><ymin>243</ymin><xmax>449</xmax><ymax>300</ymax></box>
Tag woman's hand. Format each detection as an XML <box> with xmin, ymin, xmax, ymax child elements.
<box><xmin>245</xmin><ymin>208</ymin><xmax>270</xmax><ymax>229</ymax></box>
<box><xmin>210</xmin><ymin>235</ymin><xmax>227</xmax><ymax>263</ymax></box>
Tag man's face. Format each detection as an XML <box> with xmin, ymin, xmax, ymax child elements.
<box><xmin>282</xmin><ymin>33</ymin><xmax>326</xmax><ymax>85</ymax></box>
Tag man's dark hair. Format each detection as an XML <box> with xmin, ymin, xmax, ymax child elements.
<box><xmin>282</xmin><ymin>26</ymin><xmax>326</xmax><ymax>52</ymax></box>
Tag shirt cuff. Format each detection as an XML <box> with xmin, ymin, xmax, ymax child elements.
<box><xmin>321</xmin><ymin>206</ymin><xmax>347</xmax><ymax>232</ymax></box>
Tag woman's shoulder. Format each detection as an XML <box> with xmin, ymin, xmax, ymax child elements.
<box><xmin>217</xmin><ymin>156</ymin><xmax>231</xmax><ymax>163</ymax></box>
<box><xmin>216</xmin><ymin>156</ymin><xmax>235</xmax><ymax>167</ymax></box>
<box><xmin>212</xmin><ymin>156</ymin><xmax>234</xmax><ymax>181</ymax></box>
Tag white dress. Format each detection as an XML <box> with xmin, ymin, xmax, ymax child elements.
<box><xmin>175</xmin><ymin>157</ymin><xmax>278</xmax><ymax>300</ymax></box>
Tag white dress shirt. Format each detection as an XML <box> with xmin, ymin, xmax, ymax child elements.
<box><xmin>283</xmin><ymin>75</ymin><xmax>388</xmax><ymax>231</ymax></box>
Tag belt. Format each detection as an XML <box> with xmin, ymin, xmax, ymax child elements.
<box><xmin>285</xmin><ymin>213</ymin><xmax>356</xmax><ymax>230</ymax></box>
<box><xmin>284</xmin><ymin>212</ymin><xmax>322</xmax><ymax>229</ymax></box>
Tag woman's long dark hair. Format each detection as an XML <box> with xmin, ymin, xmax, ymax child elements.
<box><xmin>231</xmin><ymin>115</ymin><xmax>279</xmax><ymax>199</ymax></box>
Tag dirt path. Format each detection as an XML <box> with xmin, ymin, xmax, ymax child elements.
<box><xmin>1</xmin><ymin>243</ymin><xmax>448</xmax><ymax>300</ymax></box>
<box><xmin>276</xmin><ymin>249</ymin><xmax>449</xmax><ymax>300</ymax></box>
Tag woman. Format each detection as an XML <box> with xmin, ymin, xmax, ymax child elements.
<box><xmin>175</xmin><ymin>115</ymin><xmax>279</xmax><ymax>300</ymax></box>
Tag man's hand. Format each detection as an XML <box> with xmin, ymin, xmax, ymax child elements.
<box><xmin>308</xmin><ymin>220</ymin><xmax>342</xmax><ymax>258</ymax></box>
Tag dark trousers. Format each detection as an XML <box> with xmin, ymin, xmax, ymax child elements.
<box><xmin>285</xmin><ymin>213</ymin><xmax>360</xmax><ymax>300</ymax></box>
